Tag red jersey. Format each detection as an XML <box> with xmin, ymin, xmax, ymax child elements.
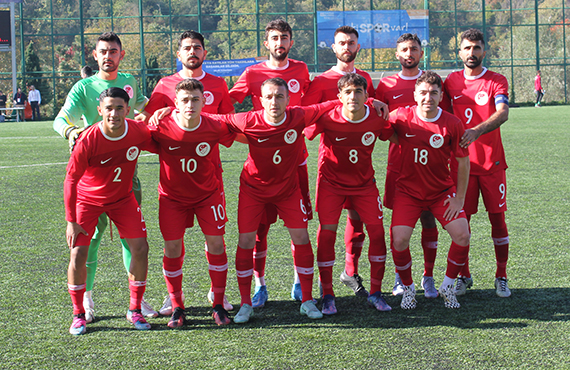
<box><xmin>306</xmin><ymin>105</ymin><xmax>392</xmax><ymax>192</ymax></box>
<box><xmin>301</xmin><ymin>67</ymin><xmax>375</xmax><ymax>106</ymax></box>
<box><xmin>64</xmin><ymin>119</ymin><xmax>155</xmax><ymax>222</ymax></box>
<box><xmin>145</xmin><ymin>71</ymin><xmax>234</xmax><ymax>115</ymax></box>
<box><xmin>225</xmin><ymin>101</ymin><xmax>337</xmax><ymax>201</ymax></box>
<box><xmin>149</xmin><ymin>111</ymin><xmax>235</xmax><ymax>203</ymax></box>
<box><xmin>390</xmin><ymin>107</ymin><xmax>469</xmax><ymax>201</ymax></box>
<box><xmin>229</xmin><ymin>59</ymin><xmax>311</xmax><ymax>109</ymax></box>
<box><xmin>443</xmin><ymin>68</ymin><xmax>509</xmax><ymax>175</ymax></box>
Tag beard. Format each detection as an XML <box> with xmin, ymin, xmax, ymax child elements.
<box><xmin>100</xmin><ymin>61</ymin><xmax>118</xmax><ymax>73</ymax></box>
<box><xmin>270</xmin><ymin>48</ymin><xmax>289</xmax><ymax>62</ymax></box>
<box><xmin>182</xmin><ymin>57</ymin><xmax>203</xmax><ymax>70</ymax></box>
<box><xmin>463</xmin><ymin>56</ymin><xmax>482</xmax><ymax>69</ymax></box>
<box><xmin>336</xmin><ymin>50</ymin><xmax>357</xmax><ymax>63</ymax></box>
<box><xmin>401</xmin><ymin>59</ymin><xmax>420</xmax><ymax>70</ymax></box>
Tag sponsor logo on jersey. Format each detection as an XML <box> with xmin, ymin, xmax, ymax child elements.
<box><xmin>196</xmin><ymin>142</ymin><xmax>211</xmax><ymax>157</ymax></box>
<box><xmin>123</xmin><ymin>85</ymin><xmax>134</xmax><ymax>99</ymax></box>
<box><xmin>204</xmin><ymin>91</ymin><xmax>214</xmax><ymax>105</ymax></box>
<box><xmin>475</xmin><ymin>91</ymin><xmax>489</xmax><ymax>106</ymax></box>
<box><xmin>429</xmin><ymin>134</ymin><xmax>444</xmax><ymax>149</ymax></box>
<box><xmin>361</xmin><ymin>131</ymin><xmax>375</xmax><ymax>146</ymax></box>
<box><xmin>284</xmin><ymin>129</ymin><xmax>297</xmax><ymax>144</ymax></box>
<box><xmin>126</xmin><ymin>146</ymin><xmax>139</xmax><ymax>161</ymax></box>
<box><xmin>288</xmin><ymin>79</ymin><xmax>300</xmax><ymax>93</ymax></box>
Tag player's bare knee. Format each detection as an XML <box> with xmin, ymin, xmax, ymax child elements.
<box><xmin>238</xmin><ymin>232</ymin><xmax>256</xmax><ymax>249</ymax></box>
<box><xmin>127</xmin><ymin>238</ymin><xmax>149</xmax><ymax>257</ymax></box>
<box><xmin>288</xmin><ymin>228</ymin><xmax>310</xmax><ymax>245</ymax></box>
<box><xmin>321</xmin><ymin>223</ymin><xmax>338</xmax><ymax>232</ymax></box>
<box><xmin>164</xmin><ymin>239</ymin><xmax>183</xmax><ymax>258</ymax></box>
<box><xmin>205</xmin><ymin>236</ymin><xmax>225</xmax><ymax>254</ymax></box>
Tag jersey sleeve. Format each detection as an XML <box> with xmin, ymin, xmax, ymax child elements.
<box><xmin>301</xmin><ymin>64</ymin><xmax>311</xmax><ymax>96</ymax></box>
<box><xmin>301</xmin><ymin>77</ymin><xmax>323</xmax><ymax>106</ymax></box>
<box><xmin>53</xmin><ymin>82</ymin><xmax>88</xmax><ymax>138</ymax></box>
<box><xmin>450</xmin><ymin>116</ymin><xmax>469</xmax><ymax>158</ymax></box>
<box><xmin>302</xmin><ymin>100</ymin><xmax>340</xmax><ymax>126</ymax></box>
<box><xmin>221</xmin><ymin>112</ymin><xmax>249</xmax><ymax>134</ymax></box>
<box><xmin>132</xmin><ymin>81</ymin><xmax>149</xmax><ymax>112</ymax></box>
<box><xmin>217</xmin><ymin>79</ymin><xmax>236</xmax><ymax>114</ymax></box>
<box><xmin>229</xmin><ymin>70</ymin><xmax>250</xmax><ymax>104</ymax></box>
<box><xmin>144</xmin><ymin>79</ymin><xmax>168</xmax><ymax>115</ymax></box>
<box><xmin>64</xmin><ymin>138</ymin><xmax>89</xmax><ymax>222</ymax></box>
<box><xmin>493</xmin><ymin>74</ymin><xmax>509</xmax><ymax>98</ymax></box>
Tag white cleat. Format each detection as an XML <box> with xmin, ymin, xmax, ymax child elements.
<box><xmin>83</xmin><ymin>296</ymin><xmax>95</xmax><ymax>324</ymax></box>
<box><xmin>421</xmin><ymin>275</ymin><xmax>439</xmax><ymax>299</ymax></box>
<box><xmin>207</xmin><ymin>289</ymin><xmax>234</xmax><ymax>311</ymax></box>
<box><xmin>454</xmin><ymin>276</ymin><xmax>473</xmax><ymax>296</ymax></box>
<box><xmin>400</xmin><ymin>284</ymin><xmax>417</xmax><ymax>309</ymax></box>
<box><xmin>393</xmin><ymin>272</ymin><xmax>405</xmax><ymax>296</ymax></box>
<box><xmin>439</xmin><ymin>283</ymin><xmax>461</xmax><ymax>308</ymax></box>
<box><xmin>234</xmin><ymin>304</ymin><xmax>254</xmax><ymax>324</ymax></box>
<box><xmin>495</xmin><ymin>277</ymin><xmax>511</xmax><ymax>298</ymax></box>
<box><xmin>159</xmin><ymin>293</ymin><xmax>185</xmax><ymax>316</ymax></box>
<box><xmin>141</xmin><ymin>298</ymin><xmax>158</xmax><ymax>318</ymax></box>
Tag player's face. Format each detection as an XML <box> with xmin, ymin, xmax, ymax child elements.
<box><xmin>175</xmin><ymin>89</ymin><xmax>205</xmax><ymax>121</ymax></box>
<box><xmin>459</xmin><ymin>39</ymin><xmax>486</xmax><ymax>69</ymax></box>
<box><xmin>396</xmin><ymin>40</ymin><xmax>423</xmax><ymax>70</ymax></box>
<box><xmin>414</xmin><ymin>82</ymin><xmax>442</xmax><ymax>118</ymax></box>
<box><xmin>177</xmin><ymin>38</ymin><xmax>207</xmax><ymax>70</ymax></box>
<box><xmin>97</xmin><ymin>96</ymin><xmax>131</xmax><ymax>137</ymax></box>
<box><xmin>93</xmin><ymin>41</ymin><xmax>124</xmax><ymax>73</ymax></box>
<box><xmin>332</xmin><ymin>32</ymin><xmax>360</xmax><ymax>63</ymax></box>
<box><xmin>338</xmin><ymin>84</ymin><xmax>368</xmax><ymax>114</ymax></box>
<box><xmin>260</xmin><ymin>83</ymin><xmax>289</xmax><ymax>122</ymax></box>
<box><xmin>264</xmin><ymin>30</ymin><xmax>294</xmax><ymax>62</ymax></box>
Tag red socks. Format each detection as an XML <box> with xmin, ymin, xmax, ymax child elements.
<box><xmin>445</xmin><ymin>241</ymin><xmax>470</xmax><ymax>279</ymax></box>
<box><xmin>294</xmin><ymin>242</ymin><xmax>315</xmax><ymax>302</ymax></box>
<box><xmin>207</xmin><ymin>251</ymin><xmax>228</xmax><ymax>307</ymax></box>
<box><xmin>254</xmin><ymin>223</ymin><xmax>269</xmax><ymax>279</ymax></box>
<box><xmin>68</xmin><ymin>283</ymin><xmax>86</xmax><ymax>315</ymax></box>
<box><xmin>235</xmin><ymin>245</ymin><xmax>254</xmax><ymax>305</ymax></box>
<box><xmin>421</xmin><ymin>227</ymin><xmax>438</xmax><ymax>277</ymax></box>
<box><xmin>317</xmin><ymin>228</ymin><xmax>336</xmax><ymax>297</ymax></box>
<box><xmin>128</xmin><ymin>280</ymin><xmax>147</xmax><ymax>311</ymax></box>
<box><xmin>366</xmin><ymin>225</ymin><xmax>387</xmax><ymax>295</ymax></box>
<box><xmin>489</xmin><ymin>212</ymin><xmax>509</xmax><ymax>278</ymax></box>
<box><xmin>344</xmin><ymin>217</ymin><xmax>364</xmax><ymax>276</ymax></box>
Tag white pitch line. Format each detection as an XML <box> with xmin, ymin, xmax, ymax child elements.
<box><xmin>0</xmin><ymin>136</ymin><xmax>60</xmax><ymax>140</ymax></box>
<box><xmin>0</xmin><ymin>153</ymin><xmax>157</xmax><ymax>169</ymax></box>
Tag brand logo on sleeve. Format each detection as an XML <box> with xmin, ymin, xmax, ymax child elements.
<box><xmin>204</xmin><ymin>91</ymin><xmax>214</xmax><ymax>105</ymax></box>
<box><xmin>123</xmin><ymin>85</ymin><xmax>134</xmax><ymax>99</ymax></box>
<box><xmin>284</xmin><ymin>129</ymin><xmax>297</xmax><ymax>144</ymax></box>
<box><xmin>361</xmin><ymin>131</ymin><xmax>375</xmax><ymax>146</ymax></box>
<box><xmin>196</xmin><ymin>142</ymin><xmax>211</xmax><ymax>156</ymax></box>
<box><xmin>475</xmin><ymin>91</ymin><xmax>489</xmax><ymax>106</ymax></box>
<box><xmin>288</xmin><ymin>79</ymin><xmax>300</xmax><ymax>93</ymax></box>
<box><xmin>126</xmin><ymin>146</ymin><xmax>139</xmax><ymax>161</ymax></box>
<box><xmin>429</xmin><ymin>134</ymin><xmax>444</xmax><ymax>149</ymax></box>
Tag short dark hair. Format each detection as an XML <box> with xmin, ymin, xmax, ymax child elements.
<box><xmin>416</xmin><ymin>71</ymin><xmax>442</xmax><ymax>90</ymax></box>
<box><xmin>97</xmin><ymin>32</ymin><xmax>122</xmax><ymax>50</ymax></box>
<box><xmin>338</xmin><ymin>73</ymin><xmax>368</xmax><ymax>92</ymax></box>
<box><xmin>396</xmin><ymin>33</ymin><xmax>422</xmax><ymax>48</ymax></box>
<box><xmin>334</xmin><ymin>26</ymin><xmax>359</xmax><ymax>39</ymax></box>
<box><xmin>175</xmin><ymin>78</ymin><xmax>204</xmax><ymax>94</ymax></box>
<box><xmin>261</xmin><ymin>77</ymin><xmax>289</xmax><ymax>93</ymax></box>
<box><xmin>265</xmin><ymin>19</ymin><xmax>292</xmax><ymax>40</ymax></box>
<box><xmin>460</xmin><ymin>28</ymin><xmax>485</xmax><ymax>45</ymax></box>
<box><xmin>81</xmin><ymin>65</ymin><xmax>93</xmax><ymax>78</ymax></box>
<box><xmin>178</xmin><ymin>30</ymin><xmax>205</xmax><ymax>49</ymax></box>
<box><xmin>99</xmin><ymin>87</ymin><xmax>130</xmax><ymax>104</ymax></box>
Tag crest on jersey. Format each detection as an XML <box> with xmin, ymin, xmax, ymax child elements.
<box><xmin>196</xmin><ymin>142</ymin><xmax>211</xmax><ymax>157</ymax></box>
<box><xmin>429</xmin><ymin>134</ymin><xmax>444</xmax><ymax>149</ymax></box>
<box><xmin>475</xmin><ymin>91</ymin><xmax>489</xmax><ymax>106</ymax></box>
<box><xmin>284</xmin><ymin>129</ymin><xmax>297</xmax><ymax>144</ymax></box>
<box><xmin>204</xmin><ymin>91</ymin><xmax>214</xmax><ymax>105</ymax></box>
<box><xmin>126</xmin><ymin>146</ymin><xmax>139</xmax><ymax>161</ymax></box>
<box><xmin>288</xmin><ymin>79</ymin><xmax>300</xmax><ymax>93</ymax></box>
<box><xmin>361</xmin><ymin>131</ymin><xmax>375</xmax><ymax>146</ymax></box>
<box><xmin>123</xmin><ymin>85</ymin><xmax>134</xmax><ymax>99</ymax></box>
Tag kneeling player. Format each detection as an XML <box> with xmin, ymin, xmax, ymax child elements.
<box><xmin>149</xmin><ymin>79</ymin><xmax>236</xmax><ymax>327</ymax></box>
<box><xmin>65</xmin><ymin>88</ymin><xmax>155</xmax><ymax>335</ymax></box>
<box><xmin>389</xmin><ymin>71</ymin><xmax>471</xmax><ymax>309</ymax></box>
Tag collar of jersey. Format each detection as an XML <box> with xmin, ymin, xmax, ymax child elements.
<box><xmin>178</xmin><ymin>70</ymin><xmax>206</xmax><ymax>81</ymax></box>
<box><xmin>265</xmin><ymin>60</ymin><xmax>290</xmax><ymax>70</ymax></box>
<box><xmin>174</xmin><ymin>110</ymin><xmax>202</xmax><ymax>131</ymax></box>
<box><xmin>342</xmin><ymin>105</ymin><xmax>370</xmax><ymax>124</ymax></box>
<box><xmin>265</xmin><ymin>112</ymin><xmax>287</xmax><ymax>126</ymax></box>
<box><xmin>398</xmin><ymin>69</ymin><xmax>423</xmax><ymax>81</ymax></box>
<box><xmin>99</xmin><ymin>120</ymin><xmax>129</xmax><ymax>141</ymax></box>
<box><xmin>464</xmin><ymin>67</ymin><xmax>487</xmax><ymax>80</ymax></box>
<box><xmin>415</xmin><ymin>106</ymin><xmax>442</xmax><ymax>122</ymax></box>
<box><xmin>331</xmin><ymin>66</ymin><xmax>357</xmax><ymax>75</ymax></box>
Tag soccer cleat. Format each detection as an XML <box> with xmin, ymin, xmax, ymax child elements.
<box><xmin>321</xmin><ymin>294</ymin><xmax>337</xmax><ymax>315</ymax></box>
<box><xmin>83</xmin><ymin>296</ymin><xmax>95</xmax><ymax>324</ymax></box>
<box><xmin>207</xmin><ymin>289</ymin><xmax>234</xmax><ymax>311</ymax></box>
<box><xmin>160</xmin><ymin>292</ymin><xmax>187</xmax><ymax>316</ymax></box>
<box><xmin>127</xmin><ymin>309</ymin><xmax>151</xmax><ymax>330</ymax></box>
<box><xmin>300</xmin><ymin>300</ymin><xmax>323</xmax><ymax>320</ymax></box>
<box><xmin>439</xmin><ymin>283</ymin><xmax>461</xmax><ymax>308</ymax></box>
<box><xmin>454</xmin><ymin>276</ymin><xmax>473</xmax><ymax>296</ymax></box>
<box><xmin>421</xmin><ymin>275</ymin><xmax>439</xmax><ymax>299</ymax></box>
<box><xmin>212</xmin><ymin>304</ymin><xmax>231</xmax><ymax>326</ymax></box>
<box><xmin>392</xmin><ymin>273</ymin><xmax>405</xmax><ymax>296</ymax></box>
<box><xmin>368</xmin><ymin>291</ymin><xmax>392</xmax><ymax>312</ymax></box>
<box><xmin>69</xmin><ymin>314</ymin><xmax>87</xmax><ymax>336</ymax></box>
<box><xmin>340</xmin><ymin>271</ymin><xmax>369</xmax><ymax>297</ymax></box>
<box><xmin>252</xmin><ymin>285</ymin><xmax>268</xmax><ymax>308</ymax></box>
<box><xmin>233</xmin><ymin>304</ymin><xmax>254</xmax><ymax>324</ymax></box>
<box><xmin>291</xmin><ymin>283</ymin><xmax>302</xmax><ymax>301</ymax></box>
<box><xmin>495</xmin><ymin>277</ymin><xmax>511</xmax><ymax>298</ymax></box>
<box><xmin>167</xmin><ymin>307</ymin><xmax>185</xmax><ymax>328</ymax></box>
<box><xmin>141</xmin><ymin>298</ymin><xmax>158</xmax><ymax>318</ymax></box>
<box><xmin>400</xmin><ymin>284</ymin><xmax>417</xmax><ymax>310</ymax></box>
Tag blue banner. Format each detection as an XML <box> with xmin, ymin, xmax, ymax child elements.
<box><xmin>317</xmin><ymin>10</ymin><xmax>429</xmax><ymax>49</ymax></box>
<box><xmin>176</xmin><ymin>57</ymin><xmax>267</xmax><ymax>77</ymax></box>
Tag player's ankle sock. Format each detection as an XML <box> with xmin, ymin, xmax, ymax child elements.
<box><xmin>489</xmin><ymin>212</ymin><xmax>509</xmax><ymax>278</ymax></box>
<box><xmin>421</xmin><ymin>227</ymin><xmax>438</xmax><ymax>276</ymax></box>
<box><xmin>68</xmin><ymin>283</ymin><xmax>86</xmax><ymax>315</ymax></box>
<box><xmin>236</xmin><ymin>245</ymin><xmax>254</xmax><ymax>306</ymax></box>
<box><xmin>442</xmin><ymin>275</ymin><xmax>455</xmax><ymax>287</ymax></box>
<box><xmin>445</xmin><ymin>241</ymin><xmax>470</xmax><ymax>280</ymax></box>
<box><xmin>293</xmin><ymin>242</ymin><xmax>315</xmax><ymax>302</ymax></box>
<box><xmin>128</xmin><ymin>280</ymin><xmax>147</xmax><ymax>311</ymax></box>
<box><xmin>317</xmin><ymin>228</ymin><xmax>336</xmax><ymax>297</ymax></box>
<box><xmin>163</xmin><ymin>253</ymin><xmax>184</xmax><ymax>308</ymax></box>
<box><xmin>207</xmin><ymin>251</ymin><xmax>228</xmax><ymax>307</ymax></box>
<box><xmin>391</xmin><ymin>247</ymin><xmax>413</xmax><ymax>286</ymax></box>
<box><xmin>344</xmin><ymin>216</ymin><xmax>364</xmax><ymax>275</ymax></box>
<box><xmin>367</xmin><ymin>224</ymin><xmax>387</xmax><ymax>294</ymax></box>
<box><xmin>253</xmin><ymin>223</ymin><xmax>269</xmax><ymax>280</ymax></box>
<box><xmin>254</xmin><ymin>276</ymin><xmax>265</xmax><ymax>287</ymax></box>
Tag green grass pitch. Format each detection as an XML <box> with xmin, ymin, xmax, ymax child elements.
<box><xmin>0</xmin><ymin>106</ymin><xmax>569</xmax><ymax>369</ymax></box>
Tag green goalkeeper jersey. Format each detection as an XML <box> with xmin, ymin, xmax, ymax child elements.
<box><xmin>53</xmin><ymin>72</ymin><xmax>148</xmax><ymax>138</ymax></box>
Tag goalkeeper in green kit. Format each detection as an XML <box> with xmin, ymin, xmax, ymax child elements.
<box><xmin>53</xmin><ymin>32</ymin><xmax>157</xmax><ymax>321</ymax></box>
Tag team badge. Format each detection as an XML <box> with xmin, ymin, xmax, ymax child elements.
<box><xmin>126</xmin><ymin>146</ymin><xmax>139</xmax><ymax>161</ymax></box>
<box><xmin>475</xmin><ymin>91</ymin><xmax>489</xmax><ymax>106</ymax></box>
<box><xmin>429</xmin><ymin>134</ymin><xmax>444</xmax><ymax>149</ymax></box>
<box><xmin>288</xmin><ymin>79</ymin><xmax>300</xmax><ymax>93</ymax></box>
<box><xmin>284</xmin><ymin>129</ymin><xmax>297</xmax><ymax>144</ymax></box>
<box><xmin>196</xmin><ymin>142</ymin><xmax>211</xmax><ymax>157</ymax></box>
<box><xmin>204</xmin><ymin>91</ymin><xmax>214</xmax><ymax>105</ymax></box>
<box><xmin>123</xmin><ymin>85</ymin><xmax>134</xmax><ymax>98</ymax></box>
<box><xmin>361</xmin><ymin>131</ymin><xmax>375</xmax><ymax>146</ymax></box>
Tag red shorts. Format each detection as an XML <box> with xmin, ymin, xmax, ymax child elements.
<box><xmin>238</xmin><ymin>188</ymin><xmax>308</xmax><ymax>233</ymax></box>
<box><xmin>383</xmin><ymin>169</ymin><xmax>398</xmax><ymax>210</ymax></box>
<box><xmin>75</xmin><ymin>194</ymin><xmax>147</xmax><ymax>246</ymax></box>
<box><xmin>159</xmin><ymin>191</ymin><xmax>227</xmax><ymax>241</ymax></box>
<box><xmin>454</xmin><ymin>170</ymin><xmax>507</xmax><ymax>215</ymax></box>
<box><xmin>391</xmin><ymin>187</ymin><xmax>467</xmax><ymax>228</ymax></box>
<box><xmin>316</xmin><ymin>179</ymin><xmax>384</xmax><ymax>226</ymax></box>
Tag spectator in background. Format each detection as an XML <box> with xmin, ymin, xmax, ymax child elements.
<box><xmin>81</xmin><ymin>65</ymin><xmax>93</xmax><ymax>79</ymax></box>
<box><xmin>0</xmin><ymin>90</ymin><xmax>6</xmax><ymax>112</ymax></box>
<box><xmin>28</xmin><ymin>85</ymin><xmax>42</xmax><ymax>120</ymax></box>
<box><xmin>534</xmin><ymin>70</ymin><xmax>544</xmax><ymax>107</ymax></box>
<box><xmin>13</xmin><ymin>87</ymin><xmax>26</xmax><ymax>107</ymax></box>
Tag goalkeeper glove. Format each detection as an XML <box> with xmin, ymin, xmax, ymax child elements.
<box><xmin>65</xmin><ymin>126</ymin><xmax>85</xmax><ymax>153</ymax></box>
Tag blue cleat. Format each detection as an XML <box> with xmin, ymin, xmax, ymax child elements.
<box><xmin>252</xmin><ymin>285</ymin><xmax>268</xmax><ymax>308</ymax></box>
<box><xmin>69</xmin><ymin>314</ymin><xmax>86</xmax><ymax>335</ymax></box>
<box><xmin>321</xmin><ymin>294</ymin><xmax>337</xmax><ymax>315</ymax></box>
<box><xmin>291</xmin><ymin>283</ymin><xmax>302</xmax><ymax>301</ymax></box>
<box><xmin>368</xmin><ymin>291</ymin><xmax>392</xmax><ymax>311</ymax></box>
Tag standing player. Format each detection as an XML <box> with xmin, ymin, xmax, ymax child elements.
<box><xmin>301</xmin><ymin>26</ymin><xmax>375</xmax><ymax>298</ymax></box>
<box><xmin>65</xmin><ymin>87</ymin><xmax>154</xmax><ymax>335</ymax></box>
<box><xmin>443</xmin><ymin>28</ymin><xmax>511</xmax><ymax>298</ymax></box>
<box><xmin>389</xmin><ymin>71</ymin><xmax>471</xmax><ymax>309</ymax></box>
<box><xmin>375</xmin><ymin>33</ymin><xmax>441</xmax><ymax>299</ymax></box>
<box><xmin>229</xmin><ymin>19</ymin><xmax>311</xmax><ymax>307</ymax></box>
<box><xmin>53</xmin><ymin>32</ymin><xmax>157</xmax><ymax>322</ymax></box>
<box><xmin>305</xmin><ymin>73</ymin><xmax>393</xmax><ymax>314</ymax></box>
<box><xmin>149</xmin><ymin>79</ymin><xmax>235</xmax><ymax>327</ymax></box>
<box><xmin>534</xmin><ymin>70</ymin><xmax>544</xmax><ymax>107</ymax></box>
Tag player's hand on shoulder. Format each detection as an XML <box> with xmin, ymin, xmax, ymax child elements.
<box><xmin>149</xmin><ymin>107</ymin><xmax>172</xmax><ymax>126</ymax></box>
<box><xmin>66</xmin><ymin>221</ymin><xmax>88</xmax><ymax>249</ymax></box>
<box><xmin>134</xmin><ymin>111</ymin><xmax>149</xmax><ymax>123</ymax></box>
<box><xmin>371</xmin><ymin>99</ymin><xmax>389</xmax><ymax>120</ymax></box>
